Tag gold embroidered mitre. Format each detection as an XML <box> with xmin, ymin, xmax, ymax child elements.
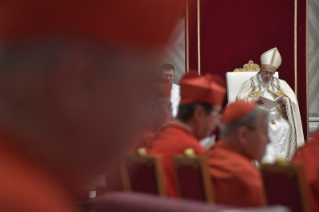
<box><xmin>260</xmin><ymin>47</ymin><xmax>282</xmax><ymax>71</ymax></box>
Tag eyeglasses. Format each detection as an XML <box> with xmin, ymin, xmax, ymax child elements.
<box><xmin>211</xmin><ymin>111</ymin><xmax>222</xmax><ymax>120</ymax></box>
<box><xmin>262</xmin><ymin>70</ymin><xmax>275</xmax><ymax>76</ymax></box>
<box><xmin>163</xmin><ymin>74</ymin><xmax>174</xmax><ymax>79</ymax></box>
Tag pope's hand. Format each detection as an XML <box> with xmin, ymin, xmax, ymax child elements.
<box><xmin>254</xmin><ymin>99</ymin><xmax>264</xmax><ymax>105</ymax></box>
<box><xmin>278</xmin><ymin>98</ymin><xmax>286</xmax><ymax>105</ymax></box>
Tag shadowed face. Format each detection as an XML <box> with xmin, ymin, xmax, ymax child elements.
<box><xmin>195</xmin><ymin>105</ymin><xmax>222</xmax><ymax>139</ymax></box>
<box><xmin>260</xmin><ymin>68</ymin><xmax>275</xmax><ymax>83</ymax></box>
<box><xmin>243</xmin><ymin>114</ymin><xmax>270</xmax><ymax>161</ymax></box>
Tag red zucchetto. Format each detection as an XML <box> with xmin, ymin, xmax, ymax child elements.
<box><xmin>152</xmin><ymin>76</ymin><xmax>171</xmax><ymax>98</ymax></box>
<box><xmin>0</xmin><ymin>0</ymin><xmax>183</xmax><ymax>48</ymax></box>
<box><xmin>221</xmin><ymin>101</ymin><xmax>257</xmax><ymax>124</ymax></box>
<box><xmin>179</xmin><ymin>70</ymin><xmax>226</xmax><ymax>105</ymax></box>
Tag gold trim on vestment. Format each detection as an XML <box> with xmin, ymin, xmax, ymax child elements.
<box><xmin>270</xmin><ymin>48</ymin><xmax>277</xmax><ymax>66</ymax></box>
<box><xmin>186</xmin><ymin>0</ymin><xmax>189</xmax><ymax>73</ymax></box>
<box><xmin>261</xmin><ymin>64</ymin><xmax>278</xmax><ymax>71</ymax></box>
<box><xmin>248</xmin><ymin>91</ymin><xmax>261</xmax><ymax>99</ymax></box>
<box><xmin>197</xmin><ymin>0</ymin><xmax>200</xmax><ymax>75</ymax></box>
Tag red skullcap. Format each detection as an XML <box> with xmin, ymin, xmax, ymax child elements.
<box><xmin>221</xmin><ymin>101</ymin><xmax>257</xmax><ymax>124</ymax></box>
<box><xmin>179</xmin><ymin>70</ymin><xmax>226</xmax><ymax>105</ymax></box>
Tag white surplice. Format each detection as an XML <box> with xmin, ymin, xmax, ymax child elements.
<box><xmin>236</xmin><ymin>72</ymin><xmax>304</xmax><ymax>161</ymax></box>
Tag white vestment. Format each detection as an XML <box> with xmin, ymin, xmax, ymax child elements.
<box><xmin>171</xmin><ymin>83</ymin><xmax>180</xmax><ymax>117</ymax></box>
<box><xmin>236</xmin><ymin>73</ymin><xmax>304</xmax><ymax>161</ymax></box>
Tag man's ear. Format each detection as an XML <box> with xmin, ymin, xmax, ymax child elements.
<box><xmin>193</xmin><ymin>105</ymin><xmax>205</xmax><ymax>123</ymax></box>
<box><xmin>237</xmin><ymin>126</ymin><xmax>248</xmax><ymax>145</ymax></box>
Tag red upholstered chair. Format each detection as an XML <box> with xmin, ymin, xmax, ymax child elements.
<box><xmin>173</xmin><ymin>148</ymin><xmax>215</xmax><ymax>202</ymax></box>
<box><xmin>123</xmin><ymin>148</ymin><xmax>166</xmax><ymax>196</ymax></box>
<box><xmin>95</xmin><ymin>160</ymin><xmax>128</xmax><ymax>198</ymax></box>
<box><xmin>260</xmin><ymin>163</ymin><xmax>312</xmax><ymax>212</ymax></box>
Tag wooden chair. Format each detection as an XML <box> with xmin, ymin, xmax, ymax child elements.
<box><xmin>173</xmin><ymin>148</ymin><xmax>215</xmax><ymax>202</ymax></box>
<box><xmin>122</xmin><ymin>148</ymin><xmax>166</xmax><ymax>196</ymax></box>
<box><xmin>260</xmin><ymin>162</ymin><xmax>312</xmax><ymax>212</ymax></box>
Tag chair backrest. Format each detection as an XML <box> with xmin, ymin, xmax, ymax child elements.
<box><xmin>226</xmin><ymin>72</ymin><xmax>278</xmax><ymax>103</ymax></box>
<box><xmin>260</xmin><ymin>163</ymin><xmax>312</xmax><ymax>212</ymax></box>
<box><xmin>173</xmin><ymin>149</ymin><xmax>215</xmax><ymax>202</ymax></box>
<box><xmin>123</xmin><ymin>149</ymin><xmax>166</xmax><ymax>196</ymax></box>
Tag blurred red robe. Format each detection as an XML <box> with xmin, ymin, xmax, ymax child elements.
<box><xmin>207</xmin><ymin>140</ymin><xmax>265</xmax><ymax>207</ymax></box>
<box><xmin>0</xmin><ymin>131</ymin><xmax>79</xmax><ymax>212</ymax></box>
<box><xmin>291</xmin><ymin>132</ymin><xmax>319</xmax><ymax>212</ymax></box>
<box><xmin>148</xmin><ymin>121</ymin><xmax>206</xmax><ymax>197</ymax></box>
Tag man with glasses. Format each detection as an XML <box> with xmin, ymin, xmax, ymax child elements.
<box><xmin>160</xmin><ymin>63</ymin><xmax>180</xmax><ymax>117</ymax></box>
<box><xmin>237</xmin><ymin>47</ymin><xmax>304</xmax><ymax>162</ymax></box>
<box><xmin>148</xmin><ymin>71</ymin><xmax>226</xmax><ymax>197</ymax></box>
<box><xmin>208</xmin><ymin>101</ymin><xmax>269</xmax><ymax>207</ymax></box>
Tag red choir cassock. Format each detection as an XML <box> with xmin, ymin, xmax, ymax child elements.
<box><xmin>291</xmin><ymin>132</ymin><xmax>319</xmax><ymax>212</ymax></box>
<box><xmin>207</xmin><ymin>141</ymin><xmax>265</xmax><ymax>206</ymax></box>
<box><xmin>148</xmin><ymin>121</ymin><xmax>206</xmax><ymax>197</ymax></box>
<box><xmin>207</xmin><ymin>101</ymin><xmax>265</xmax><ymax>207</ymax></box>
<box><xmin>148</xmin><ymin>71</ymin><xmax>226</xmax><ymax>197</ymax></box>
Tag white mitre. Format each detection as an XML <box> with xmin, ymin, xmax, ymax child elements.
<box><xmin>260</xmin><ymin>47</ymin><xmax>282</xmax><ymax>71</ymax></box>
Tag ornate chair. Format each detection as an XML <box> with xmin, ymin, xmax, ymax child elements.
<box><xmin>173</xmin><ymin>148</ymin><xmax>215</xmax><ymax>202</ymax></box>
<box><xmin>260</xmin><ymin>162</ymin><xmax>312</xmax><ymax>212</ymax></box>
<box><xmin>226</xmin><ymin>60</ymin><xmax>279</xmax><ymax>103</ymax></box>
<box><xmin>123</xmin><ymin>148</ymin><xmax>167</xmax><ymax>196</ymax></box>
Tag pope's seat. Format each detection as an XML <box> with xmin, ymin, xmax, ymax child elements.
<box><xmin>123</xmin><ymin>148</ymin><xmax>166</xmax><ymax>196</ymax></box>
<box><xmin>172</xmin><ymin>148</ymin><xmax>215</xmax><ymax>202</ymax></box>
<box><xmin>226</xmin><ymin>60</ymin><xmax>278</xmax><ymax>103</ymax></box>
<box><xmin>260</xmin><ymin>162</ymin><xmax>312</xmax><ymax>212</ymax></box>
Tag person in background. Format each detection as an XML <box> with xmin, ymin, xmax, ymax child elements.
<box><xmin>160</xmin><ymin>63</ymin><xmax>180</xmax><ymax>117</ymax></box>
<box><xmin>291</xmin><ymin>130</ymin><xmax>319</xmax><ymax>212</ymax></box>
<box><xmin>130</xmin><ymin>77</ymin><xmax>172</xmax><ymax>151</ymax></box>
<box><xmin>148</xmin><ymin>71</ymin><xmax>226</xmax><ymax>197</ymax></box>
<box><xmin>0</xmin><ymin>0</ymin><xmax>183</xmax><ymax>211</ymax></box>
<box><xmin>207</xmin><ymin>101</ymin><xmax>268</xmax><ymax>207</ymax></box>
<box><xmin>236</xmin><ymin>47</ymin><xmax>304</xmax><ymax>162</ymax></box>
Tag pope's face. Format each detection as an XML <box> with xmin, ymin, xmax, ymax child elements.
<box><xmin>260</xmin><ymin>68</ymin><xmax>275</xmax><ymax>83</ymax></box>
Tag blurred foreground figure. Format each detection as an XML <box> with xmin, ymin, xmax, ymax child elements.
<box><xmin>208</xmin><ymin>101</ymin><xmax>268</xmax><ymax>207</ymax></box>
<box><xmin>148</xmin><ymin>71</ymin><xmax>226</xmax><ymax>197</ymax></box>
<box><xmin>291</xmin><ymin>131</ymin><xmax>319</xmax><ymax>212</ymax></box>
<box><xmin>130</xmin><ymin>77</ymin><xmax>172</xmax><ymax>151</ymax></box>
<box><xmin>0</xmin><ymin>1</ymin><xmax>182</xmax><ymax>211</ymax></box>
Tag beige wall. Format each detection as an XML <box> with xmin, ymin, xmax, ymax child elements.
<box><xmin>162</xmin><ymin>19</ymin><xmax>185</xmax><ymax>85</ymax></box>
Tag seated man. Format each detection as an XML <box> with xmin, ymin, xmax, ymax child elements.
<box><xmin>237</xmin><ymin>47</ymin><xmax>304</xmax><ymax>162</ymax></box>
<box><xmin>291</xmin><ymin>130</ymin><xmax>319</xmax><ymax>212</ymax></box>
<box><xmin>130</xmin><ymin>77</ymin><xmax>173</xmax><ymax>151</ymax></box>
<box><xmin>208</xmin><ymin>101</ymin><xmax>268</xmax><ymax>207</ymax></box>
<box><xmin>160</xmin><ymin>63</ymin><xmax>180</xmax><ymax>117</ymax></box>
<box><xmin>148</xmin><ymin>71</ymin><xmax>226</xmax><ymax>197</ymax></box>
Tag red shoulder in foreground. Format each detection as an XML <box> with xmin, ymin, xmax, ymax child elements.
<box><xmin>207</xmin><ymin>140</ymin><xmax>265</xmax><ymax>207</ymax></box>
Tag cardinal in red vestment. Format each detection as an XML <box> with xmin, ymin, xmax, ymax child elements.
<box><xmin>148</xmin><ymin>71</ymin><xmax>226</xmax><ymax>197</ymax></box>
<box><xmin>291</xmin><ymin>131</ymin><xmax>319</xmax><ymax>212</ymax></box>
<box><xmin>207</xmin><ymin>101</ymin><xmax>268</xmax><ymax>207</ymax></box>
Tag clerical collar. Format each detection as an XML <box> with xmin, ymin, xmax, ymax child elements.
<box><xmin>258</xmin><ymin>73</ymin><xmax>271</xmax><ymax>86</ymax></box>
